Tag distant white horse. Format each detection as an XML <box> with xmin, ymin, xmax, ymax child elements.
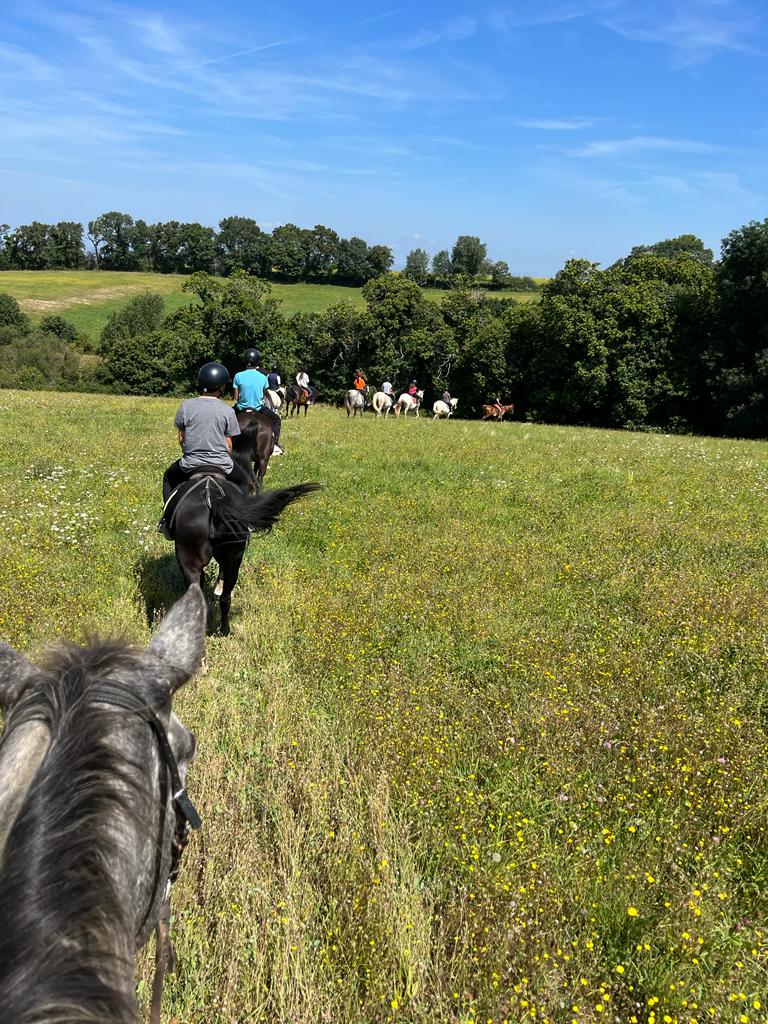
<box><xmin>372</xmin><ymin>391</ymin><xmax>393</xmax><ymax>417</ymax></box>
<box><xmin>344</xmin><ymin>388</ymin><xmax>366</xmax><ymax>417</ymax></box>
<box><xmin>433</xmin><ymin>397</ymin><xmax>459</xmax><ymax>419</ymax></box>
<box><xmin>394</xmin><ymin>390</ymin><xmax>424</xmax><ymax>417</ymax></box>
<box><xmin>265</xmin><ymin>386</ymin><xmax>285</xmax><ymax>412</ymax></box>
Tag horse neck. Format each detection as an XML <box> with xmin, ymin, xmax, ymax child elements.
<box><xmin>0</xmin><ymin>698</ymin><xmax>164</xmax><ymax>1023</ymax></box>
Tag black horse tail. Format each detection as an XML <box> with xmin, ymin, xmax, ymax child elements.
<box><xmin>209</xmin><ymin>481</ymin><xmax>320</xmax><ymax>538</ymax></box>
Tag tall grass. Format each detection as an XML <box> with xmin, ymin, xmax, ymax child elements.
<box><xmin>0</xmin><ymin>391</ymin><xmax>766</xmax><ymax>1023</ymax></box>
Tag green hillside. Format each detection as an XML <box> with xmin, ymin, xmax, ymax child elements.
<box><xmin>0</xmin><ymin>270</ymin><xmax>540</xmax><ymax>342</ymax></box>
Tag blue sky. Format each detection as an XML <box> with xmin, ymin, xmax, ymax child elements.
<box><xmin>1</xmin><ymin>0</ymin><xmax>767</xmax><ymax>274</ymax></box>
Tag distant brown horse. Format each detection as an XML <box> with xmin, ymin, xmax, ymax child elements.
<box><xmin>286</xmin><ymin>385</ymin><xmax>311</xmax><ymax>417</ymax></box>
<box><xmin>481</xmin><ymin>403</ymin><xmax>515</xmax><ymax>421</ymax></box>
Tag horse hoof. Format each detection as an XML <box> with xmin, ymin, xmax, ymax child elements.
<box><xmin>213</xmin><ymin>578</ymin><xmax>224</xmax><ymax>597</ymax></box>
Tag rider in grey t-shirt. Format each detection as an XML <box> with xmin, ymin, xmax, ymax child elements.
<box><xmin>161</xmin><ymin>362</ymin><xmax>249</xmax><ymax>507</ymax></box>
<box><xmin>175</xmin><ymin>397</ymin><xmax>239</xmax><ymax>472</ymax></box>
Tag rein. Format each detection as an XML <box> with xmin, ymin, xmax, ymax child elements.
<box><xmin>0</xmin><ymin>680</ymin><xmax>201</xmax><ymax>1024</ymax></box>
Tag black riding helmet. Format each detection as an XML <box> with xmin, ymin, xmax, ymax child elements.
<box><xmin>243</xmin><ymin>348</ymin><xmax>261</xmax><ymax>365</ymax></box>
<box><xmin>197</xmin><ymin>361</ymin><xmax>231</xmax><ymax>393</ymax></box>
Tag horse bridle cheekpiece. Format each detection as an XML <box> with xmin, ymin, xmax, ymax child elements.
<box><xmin>2</xmin><ymin>680</ymin><xmax>201</xmax><ymax>1022</ymax></box>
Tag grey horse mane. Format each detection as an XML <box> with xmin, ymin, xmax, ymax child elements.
<box><xmin>0</xmin><ymin>642</ymin><xmax>152</xmax><ymax>1024</ymax></box>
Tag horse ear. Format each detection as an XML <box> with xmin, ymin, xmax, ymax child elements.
<box><xmin>146</xmin><ymin>585</ymin><xmax>206</xmax><ymax>694</ymax></box>
<box><xmin>0</xmin><ymin>644</ymin><xmax>41</xmax><ymax>716</ymax></box>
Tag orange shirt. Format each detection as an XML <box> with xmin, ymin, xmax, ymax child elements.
<box><xmin>354</xmin><ymin>377</ymin><xmax>366</xmax><ymax>390</ymax></box>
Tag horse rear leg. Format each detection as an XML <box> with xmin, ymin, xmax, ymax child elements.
<box><xmin>176</xmin><ymin>541</ymin><xmax>211</xmax><ymax>590</ymax></box>
<box><xmin>214</xmin><ymin>544</ymin><xmax>245</xmax><ymax>637</ymax></box>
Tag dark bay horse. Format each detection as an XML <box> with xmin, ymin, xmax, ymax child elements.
<box><xmin>166</xmin><ymin>472</ymin><xmax>319</xmax><ymax>635</ymax></box>
<box><xmin>286</xmin><ymin>385</ymin><xmax>311</xmax><ymax>417</ymax></box>
<box><xmin>0</xmin><ymin>584</ymin><xmax>207</xmax><ymax>1024</ymax></box>
<box><xmin>232</xmin><ymin>409</ymin><xmax>275</xmax><ymax>490</ymax></box>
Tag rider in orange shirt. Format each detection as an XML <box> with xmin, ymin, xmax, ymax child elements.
<box><xmin>353</xmin><ymin>369</ymin><xmax>367</xmax><ymax>391</ymax></box>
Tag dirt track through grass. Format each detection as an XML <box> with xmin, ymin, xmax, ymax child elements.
<box><xmin>1</xmin><ymin>392</ymin><xmax>766</xmax><ymax>1023</ymax></box>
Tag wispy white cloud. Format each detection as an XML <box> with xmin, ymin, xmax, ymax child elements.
<box><xmin>428</xmin><ymin>135</ymin><xmax>496</xmax><ymax>151</ymax></box>
<box><xmin>129</xmin><ymin>13</ymin><xmax>188</xmax><ymax>56</ymax></box>
<box><xmin>574</xmin><ymin>135</ymin><xmax>720</xmax><ymax>157</ymax></box>
<box><xmin>517</xmin><ymin>118</ymin><xmax>595</xmax><ymax>130</ymax></box>
<box><xmin>401</xmin><ymin>15</ymin><xmax>478</xmax><ymax>50</ymax></box>
<box><xmin>359</xmin><ymin>9</ymin><xmax>405</xmax><ymax>26</ymax></box>
<box><xmin>0</xmin><ymin>41</ymin><xmax>60</xmax><ymax>80</ymax></box>
<box><xmin>488</xmin><ymin>1</ymin><xmax>621</xmax><ymax>33</ymax></box>
<box><xmin>190</xmin><ymin>37</ymin><xmax>305</xmax><ymax>69</ymax></box>
<box><xmin>600</xmin><ymin>4</ymin><xmax>761</xmax><ymax>63</ymax></box>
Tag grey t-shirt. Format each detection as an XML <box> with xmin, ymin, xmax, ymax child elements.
<box><xmin>174</xmin><ymin>397</ymin><xmax>240</xmax><ymax>472</ymax></box>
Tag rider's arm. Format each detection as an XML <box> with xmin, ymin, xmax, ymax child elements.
<box><xmin>178</xmin><ymin>430</ymin><xmax>185</xmax><ymax>448</ymax></box>
<box><xmin>233</xmin><ymin>386</ymin><xmax>240</xmax><ymax>405</ymax></box>
<box><xmin>226</xmin><ymin>437</ymin><xmax>233</xmax><ymax>453</ymax></box>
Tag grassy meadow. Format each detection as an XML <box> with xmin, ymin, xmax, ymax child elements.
<box><xmin>0</xmin><ymin>270</ymin><xmax>540</xmax><ymax>342</ymax></box>
<box><xmin>1</xmin><ymin>391</ymin><xmax>767</xmax><ymax>1023</ymax></box>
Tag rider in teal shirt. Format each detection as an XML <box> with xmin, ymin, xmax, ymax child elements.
<box><xmin>232</xmin><ymin>348</ymin><xmax>284</xmax><ymax>455</ymax></box>
<box><xmin>233</xmin><ymin>361</ymin><xmax>268</xmax><ymax>411</ymax></box>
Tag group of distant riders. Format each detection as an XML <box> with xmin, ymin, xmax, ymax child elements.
<box><xmin>159</xmin><ymin>351</ymin><xmax>509</xmax><ymax>536</ymax></box>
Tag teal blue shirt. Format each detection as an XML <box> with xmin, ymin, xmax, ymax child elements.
<box><xmin>233</xmin><ymin>368</ymin><xmax>268</xmax><ymax>411</ymax></box>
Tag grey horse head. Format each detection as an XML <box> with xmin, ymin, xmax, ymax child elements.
<box><xmin>0</xmin><ymin>584</ymin><xmax>207</xmax><ymax>1023</ymax></box>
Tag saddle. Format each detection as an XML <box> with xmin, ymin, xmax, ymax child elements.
<box><xmin>189</xmin><ymin>466</ymin><xmax>227</xmax><ymax>480</ymax></box>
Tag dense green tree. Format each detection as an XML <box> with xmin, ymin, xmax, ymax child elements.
<box><xmin>367</xmin><ymin>244</ymin><xmax>394</xmax><ymax>277</ymax></box>
<box><xmin>0</xmin><ymin>293</ymin><xmax>30</xmax><ymax>333</ymax></box>
<box><xmin>451</xmin><ymin>235</ymin><xmax>487</xmax><ymax>278</ymax></box>
<box><xmin>9</xmin><ymin>222</ymin><xmax>52</xmax><ymax>269</ymax></box>
<box><xmin>431</xmin><ymin>249</ymin><xmax>452</xmax><ymax>284</ymax></box>
<box><xmin>217</xmin><ymin>216</ymin><xmax>268</xmax><ymax>276</ymax></box>
<box><xmin>709</xmin><ymin>218</ymin><xmax>768</xmax><ymax>434</ymax></box>
<box><xmin>177</xmin><ymin>223</ymin><xmax>217</xmax><ymax>274</ymax></box>
<box><xmin>627</xmin><ymin>234</ymin><xmax>714</xmax><ymax>267</ymax></box>
<box><xmin>178</xmin><ymin>271</ymin><xmax>294</xmax><ymax>372</ymax></box>
<box><xmin>0</xmin><ymin>225</ymin><xmax>10</xmax><ymax>270</ymax></box>
<box><xmin>268</xmin><ymin>224</ymin><xmax>308</xmax><ymax>280</ymax></box>
<box><xmin>39</xmin><ymin>315</ymin><xmax>92</xmax><ymax>350</ymax></box>
<box><xmin>404</xmin><ymin>248</ymin><xmax>430</xmax><ymax>285</ymax></box>
<box><xmin>87</xmin><ymin>212</ymin><xmax>137</xmax><ymax>270</ymax></box>
<box><xmin>48</xmin><ymin>222</ymin><xmax>85</xmax><ymax>268</ymax></box>
<box><xmin>101</xmin><ymin>291</ymin><xmax>166</xmax><ymax>355</ymax></box>
<box><xmin>337</xmin><ymin>237</ymin><xmax>372</xmax><ymax>285</ymax></box>
<box><xmin>0</xmin><ymin>330</ymin><xmax>84</xmax><ymax>391</ymax></box>
<box><xmin>304</xmin><ymin>224</ymin><xmax>339</xmax><ymax>279</ymax></box>
<box><xmin>489</xmin><ymin>260</ymin><xmax>512</xmax><ymax>289</ymax></box>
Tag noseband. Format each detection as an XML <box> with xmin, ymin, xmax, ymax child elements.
<box><xmin>1</xmin><ymin>679</ymin><xmax>201</xmax><ymax>1022</ymax></box>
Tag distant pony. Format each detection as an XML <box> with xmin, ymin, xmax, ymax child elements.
<box><xmin>394</xmin><ymin>390</ymin><xmax>424</xmax><ymax>418</ymax></box>
<box><xmin>481</xmin><ymin>402</ymin><xmax>515</xmax><ymax>421</ymax></box>
<box><xmin>371</xmin><ymin>392</ymin><xmax>393</xmax><ymax>418</ymax></box>
<box><xmin>343</xmin><ymin>389</ymin><xmax>367</xmax><ymax>417</ymax></box>
<box><xmin>433</xmin><ymin>397</ymin><xmax>459</xmax><ymax>419</ymax></box>
<box><xmin>285</xmin><ymin>385</ymin><xmax>311</xmax><ymax>417</ymax></box>
<box><xmin>264</xmin><ymin>386</ymin><xmax>286</xmax><ymax>413</ymax></box>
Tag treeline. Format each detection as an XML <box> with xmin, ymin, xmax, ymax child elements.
<box><xmin>0</xmin><ymin>215</ymin><xmax>523</xmax><ymax>291</ymax></box>
<box><xmin>0</xmin><ymin>214</ymin><xmax>394</xmax><ymax>285</ymax></box>
<box><xmin>404</xmin><ymin>237</ymin><xmax>539</xmax><ymax>291</ymax></box>
<box><xmin>2</xmin><ymin>220</ymin><xmax>768</xmax><ymax>437</ymax></box>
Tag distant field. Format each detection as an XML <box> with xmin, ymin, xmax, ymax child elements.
<box><xmin>0</xmin><ymin>270</ymin><xmax>540</xmax><ymax>342</ymax></box>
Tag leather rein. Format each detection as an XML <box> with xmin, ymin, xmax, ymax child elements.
<box><xmin>0</xmin><ymin>680</ymin><xmax>202</xmax><ymax>1024</ymax></box>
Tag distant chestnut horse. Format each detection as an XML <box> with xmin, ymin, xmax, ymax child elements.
<box><xmin>481</xmin><ymin>403</ymin><xmax>515</xmax><ymax>421</ymax></box>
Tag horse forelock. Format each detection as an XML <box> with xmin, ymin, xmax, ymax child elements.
<box><xmin>0</xmin><ymin>644</ymin><xmax>159</xmax><ymax>1022</ymax></box>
